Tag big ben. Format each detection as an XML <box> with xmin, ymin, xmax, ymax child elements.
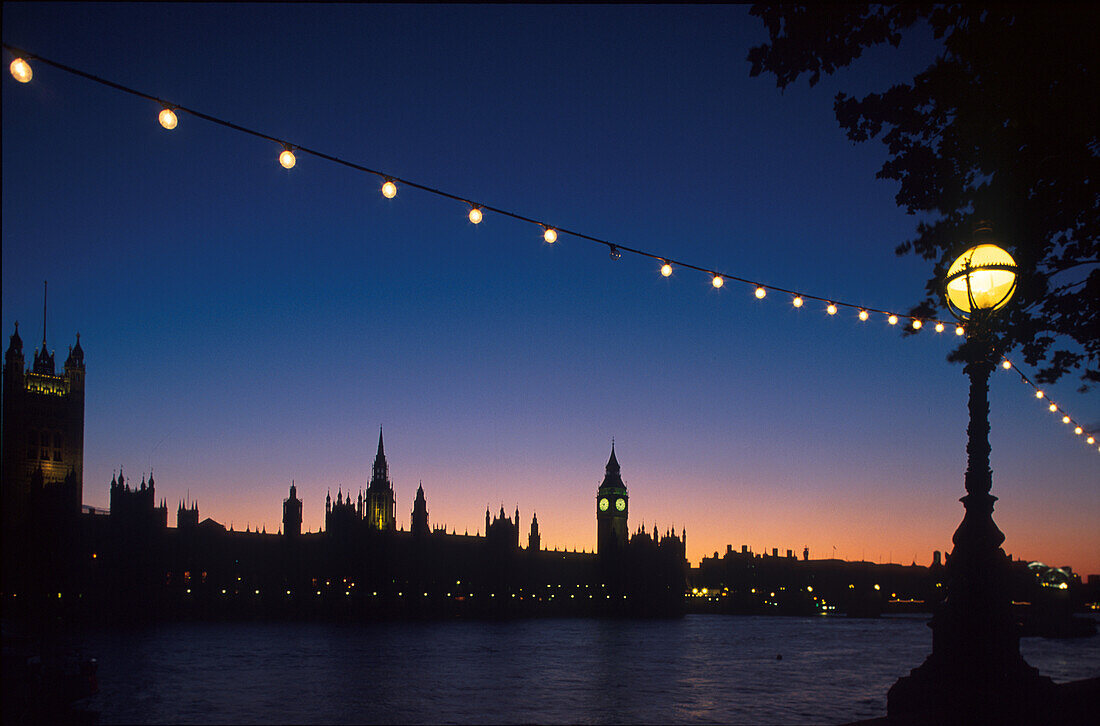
<box><xmin>596</xmin><ymin>443</ymin><xmax>628</xmax><ymax>554</ymax></box>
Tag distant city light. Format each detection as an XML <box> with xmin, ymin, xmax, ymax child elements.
<box><xmin>158</xmin><ymin>107</ymin><xmax>178</xmax><ymax>130</ymax></box>
<box><xmin>10</xmin><ymin>57</ymin><xmax>32</xmax><ymax>83</ymax></box>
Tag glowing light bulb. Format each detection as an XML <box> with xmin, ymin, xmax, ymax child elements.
<box><xmin>279</xmin><ymin>149</ymin><xmax>296</xmax><ymax>169</ymax></box>
<box><xmin>955</xmin><ymin>325</ymin><xmax>965</xmax><ymax>336</ymax></box>
<box><xmin>755</xmin><ymin>286</ymin><xmax>766</xmax><ymax>299</ymax></box>
<box><xmin>543</xmin><ymin>228</ymin><xmax>557</xmax><ymax>243</ymax></box>
<box><xmin>859</xmin><ymin>310</ymin><xmax>869</xmax><ymax>321</ymax></box>
<box><xmin>1049</xmin><ymin>403</ymin><xmax>1058</xmax><ymax>413</ymax></box>
<box><xmin>826</xmin><ymin>303</ymin><xmax>837</xmax><ymax>316</ymax></box>
<box><xmin>887</xmin><ymin>314</ymin><xmax>899</xmax><ymax>325</ymax></box>
<box><xmin>1062</xmin><ymin>415</ymin><xmax>1071</xmax><ymax>424</ymax></box>
<box><xmin>1088</xmin><ymin>436</ymin><xmax>1095</xmax><ymax>445</ymax></box>
<box><xmin>1074</xmin><ymin>426</ymin><xmax>1083</xmax><ymax>435</ymax></box>
<box><xmin>1036</xmin><ymin>391</ymin><xmax>1044</xmax><ymax>399</ymax></box>
<box><xmin>158</xmin><ymin>107</ymin><xmax>178</xmax><ymax>130</ymax></box>
<box><xmin>10</xmin><ymin>57</ymin><xmax>32</xmax><ymax>83</ymax></box>
<box><xmin>793</xmin><ymin>296</ymin><xmax>803</xmax><ymax>308</ymax></box>
<box><xmin>1002</xmin><ymin>360</ymin><xmax>1012</xmax><ymax>369</ymax></box>
<box><xmin>468</xmin><ymin>207</ymin><xmax>483</xmax><ymax>224</ymax></box>
<box><xmin>660</xmin><ymin>262</ymin><xmax>672</xmax><ymax>277</ymax></box>
<box><xmin>382</xmin><ymin>180</ymin><xmax>397</xmax><ymax>198</ymax></box>
<box><xmin>935</xmin><ymin>322</ymin><xmax>945</xmax><ymax>332</ymax></box>
<box><xmin>712</xmin><ymin>275</ymin><xmax>724</xmax><ymax>289</ymax></box>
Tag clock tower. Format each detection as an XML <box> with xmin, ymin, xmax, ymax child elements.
<box><xmin>596</xmin><ymin>443</ymin><xmax>628</xmax><ymax>554</ymax></box>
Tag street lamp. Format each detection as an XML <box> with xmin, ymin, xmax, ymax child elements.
<box><xmin>888</xmin><ymin>222</ymin><xmax>1053</xmax><ymax>721</ymax></box>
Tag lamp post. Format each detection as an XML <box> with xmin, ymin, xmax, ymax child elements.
<box><xmin>888</xmin><ymin>222</ymin><xmax>1053</xmax><ymax>722</ymax></box>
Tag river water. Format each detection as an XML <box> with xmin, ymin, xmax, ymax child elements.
<box><xmin>67</xmin><ymin>614</ymin><xmax>1100</xmax><ymax>724</ymax></box>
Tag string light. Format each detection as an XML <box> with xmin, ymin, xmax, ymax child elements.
<box><xmin>1049</xmin><ymin>404</ymin><xmax>1058</xmax><ymax>412</ymax></box>
<box><xmin>1075</xmin><ymin>427</ymin><xmax>1083</xmax><ymax>435</ymax></box>
<box><xmin>10</xmin><ymin>57</ymin><xmax>32</xmax><ymax>83</ymax></box>
<box><xmin>8</xmin><ymin>42</ymin><xmax>1093</xmax><ymax>456</ymax></box>
<box><xmin>158</xmin><ymin>107</ymin><xmax>178</xmax><ymax>130</ymax></box>
<box><xmin>279</xmin><ymin>147</ymin><xmax>296</xmax><ymax>169</ymax></box>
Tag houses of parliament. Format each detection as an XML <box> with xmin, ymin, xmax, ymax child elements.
<box><xmin>1</xmin><ymin>322</ymin><xmax>688</xmax><ymax>619</ymax></box>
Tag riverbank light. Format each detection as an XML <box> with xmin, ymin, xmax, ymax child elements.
<box><xmin>158</xmin><ymin>107</ymin><xmax>178</xmax><ymax>130</ymax></box>
<box><xmin>944</xmin><ymin>234</ymin><xmax>1018</xmax><ymax>319</ymax></box>
<box><xmin>10</xmin><ymin>57</ymin><xmax>32</xmax><ymax>83</ymax></box>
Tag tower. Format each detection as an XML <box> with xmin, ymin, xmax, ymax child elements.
<box><xmin>596</xmin><ymin>443</ymin><xmax>628</xmax><ymax>554</ymax></box>
<box><xmin>283</xmin><ymin>482</ymin><xmax>302</xmax><ymax>537</ymax></box>
<box><xmin>528</xmin><ymin>511</ymin><xmax>541</xmax><ymax>552</ymax></box>
<box><xmin>411</xmin><ymin>482</ymin><xmax>428</xmax><ymax>536</ymax></box>
<box><xmin>364</xmin><ymin>427</ymin><xmax>396</xmax><ymax>531</ymax></box>
<box><xmin>2</xmin><ymin>311</ymin><xmax>86</xmax><ymax>592</ymax></box>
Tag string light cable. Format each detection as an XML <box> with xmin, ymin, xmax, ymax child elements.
<box><xmin>5</xmin><ymin>44</ymin><xmax>1095</xmax><ymax>454</ymax></box>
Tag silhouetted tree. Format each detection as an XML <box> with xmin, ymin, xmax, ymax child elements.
<box><xmin>748</xmin><ymin>5</ymin><xmax>1098</xmax><ymax>388</ymax></box>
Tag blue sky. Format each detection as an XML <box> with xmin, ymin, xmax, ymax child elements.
<box><xmin>3</xmin><ymin>4</ymin><xmax>1096</xmax><ymax>573</ymax></box>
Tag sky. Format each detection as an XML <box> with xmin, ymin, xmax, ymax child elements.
<box><xmin>3</xmin><ymin>4</ymin><xmax>1097</xmax><ymax>575</ymax></box>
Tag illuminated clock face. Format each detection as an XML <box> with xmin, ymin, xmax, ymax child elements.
<box><xmin>598</xmin><ymin>497</ymin><xmax>609</xmax><ymax>512</ymax></box>
<box><xmin>615</xmin><ymin>498</ymin><xmax>626</xmax><ymax>512</ymax></box>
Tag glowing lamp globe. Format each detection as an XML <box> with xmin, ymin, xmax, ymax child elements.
<box><xmin>944</xmin><ymin>243</ymin><xmax>1017</xmax><ymax>319</ymax></box>
<box><xmin>382</xmin><ymin>180</ymin><xmax>397</xmax><ymax>199</ymax></box>
<box><xmin>660</xmin><ymin>262</ymin><xmax>672</xmax><ymax>277</ymax></box>
<box><xmin>543</xmin><ymin>228</ymin><xmax>557</xmax><ymax>244</ymax></box>
<box><xmin>10</xmin><ymin>57</ymin><xmax>32</xmax><ymax>83</ymax></box>
<box><xmin>468</xmin><ymin>207</ymin><xmax>483</xmax><ymax>224</ymax></box>
<box><xmin>158</xmin><ymin>108</ymin><xmax>178</xmax><ymax>130</ymax></box>
<box><xmin>279</xmin><ymin>149</ymin><xmax>296</xmax><ymax>169</ymax></box>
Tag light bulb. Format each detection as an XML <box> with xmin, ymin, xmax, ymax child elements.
<box><xmin>793</xmin><ymin>296</ymin><xmax>803</xmax><ymax>308</ymax></box>
<box><xmin>10</xmin><ymin>57</ymin><xmax>32</xmax><ymax>83</ymax></box>
<box><xmin>1062</xmin><ymin>415</ymin><xmax>1071</xmax><ymax>424</ymax></box>
<box><xmin>888</xmin><ymin>314</ymin><xmax>899</xmax><ymax>325</ymax></box>
<box><xmin>935</xmin><ymin>322</ymin><xmax>945</xmax><ymax>332</ymax></box>
<box><xmin>1074</xmin><ymin>426</ymin><xmax>1083</xmax><ymax>435</ymax></box>
<box><xmin>468</xmin><ymin>207</ymin><xmax>483</xmax><ymax>224</ymax></box>
<box><xmin>660</xmin><ymin>262</ymin><xmax>672</xmax><ymax>277</ymax></box>
<box><xmin>609</xmin><ymin>245</ymin><xmax>621</xmax><ymax>260</ymax></box>
<box><xmin>1088</xmin><ymin>436</ymin><xmax>1095</xmax><ymax>445</ymax></box>
<box><xmin>755</xmin><ymin>286</ymin><xmax>766</xmax><ymax>299</ymax></box>
<box><xmin>543</xmin><ymin>228</ymin><xmax>557</xmax><ymax>244</ymax></box>
<box><xmin>1036</xmin><ymin>391</ymin><xmax>1044</xmax><ymax>399</ymax></box>
<box><xmin>859</xmin><ymin>310</ymin><xmax>869</xmax><ymax>321</ymax></box>
<box><xmin>955</xmin><ymin>325</ymin><xmax>965</xmax><ymax>336</ymax></box>
<box><xmin>826</xmin><ymin>303</ymin><xmax>837</xmax><ymax>316</ymax></box>
<box><xmin>158</xmin><ymin>108</ymin><xmax>178</xmax><ymax>130</ymax></box>
<box><xmin>382</xmin><ymin>180</ymin><xmax>397</xmax><ymax>198</ymax></box>
<box><xmin>1049</xmin><ymin>404</ymin><xmax>1057</xmax><ymax>412</ymax></box>
<box><xmin>279</xmin><ymin>149</ymin><xmax>296</xmax><ymax>169</ymax></box>
<box><xmin>1002</xmin><ymin>360</ymin><xmax>1012</xmax><ymax>369</ymax></box>
<box><xmin>712</xmin><ymin>275</ymin><xmax>724</xmax><ymax>289</ymax></box>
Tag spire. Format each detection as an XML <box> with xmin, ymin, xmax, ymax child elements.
<box><xmin>606</xmin><ymin>440</ymin><xmax>620</xmax><ymax>474</ymax></box>
<box><xmin>377</xmin><ymin>426</ymin><xmax>385</xmax><ymax>459</ymax></box>
<box><xmin>42</xmin><ymin>280</ymin><xmax>47</xmax><ymax>351</ymax></box>
<box><xmin>370</xmin><ymin>426</ymin><xmax>390</xmax><ymax>486</ymax></box>
<box><xmin>599</xmin><ymin>442</ymin><xmax>625</xmax><ymax>491</ymax></box>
